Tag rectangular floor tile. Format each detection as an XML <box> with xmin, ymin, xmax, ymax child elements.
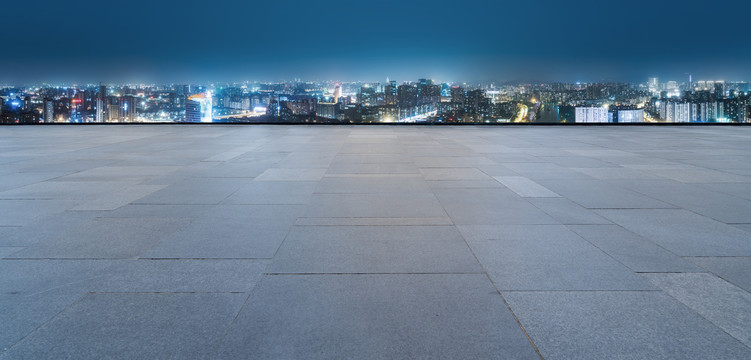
<box><xmin>459</xmin><ymin>225</ymin><xmax>653</xmax><ymax>290</ymax></box>
<box><xmin>434</xmin><ymin>188</ymin><xmax>558</xmax><ymax>225</ymax></box>
<box><xmin>145</xmin><ymin>205</ymin><xmax>302</xmax><ymax>259</ymax></box>
<box><xmin>1</xmin><ymin>293</ymin><xmax>247</xmax><ymax>359</ymax></box>
<box><xmin>223</xmin><ymin>181</ymin><xmax>317</xmax><ymax>204</ymax></box>
<box><xmin>504</xmin><ymin>291</ymin><xmax>751</xmax><ymax>360</ymax></box>
<box><xmin>268</xmin><ymin>226</ymin><xmax>481</xmax><ymax>273</ymax></box>
<box><xmin>135</xmin><ymin>177</ymin><xmax>247</xmax><ymax>205</ymax></box>
<box><xmin>493</xmin><ymin>176</ymin><xmax>560</xmax><ymax>197</ymax></box>
<box><xmin>596</xmin><ymin>209</ymin><xmax>751</xmax><ymax>256</ymax></box>
<box><xmin>91</xmin><ymin>259</ymin><xmax>269</xmax><ymax>292</ymax></box>
<box><xmin>8</xmin><ymin>218</ymin><xmax>189</xmax><ymax>259</ymax></box>
<box><xmin>303</xmin><ymin>193</ymin><xmax>447</xmax><ymax>218</ymax></box>
<box><xmin>527</xmin><ymin>198</ymin><xmax>611</xmax><ymax>225</ymax></box>
<box><xmin>254</xmin><ymin>168</ymin><xmax>327</xmax><ymax>181</ymax></box>
<box><xmin>643</xmin><ymin>273</ymin><xmax>751</xmax><ymax>347</ymax></box>
<box><xmin>215</xmin><ymin>274</ymin><xmax>539</xmax><ymax>359</ymax></box>
<box><xmin>568</xmin><ymin>225</ymin><xmax>701</xmax><ymax>272</ymax></box>
<box><xmin>686</xmin><ymin>256</ymin><xmax>751</xmax><ymax>292</ymax></box>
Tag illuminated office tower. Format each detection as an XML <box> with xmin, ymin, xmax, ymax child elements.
<box><xmin>96</xmin><ymin>85</ymin><xmax>106</xmax><ymax>122</ymax></box>
<box><xmin>317</xmin><ymin>102</ymin><xmax>337</xmax><ymax>119</ymax></box>
<box><xmin>575</xmin><ymin>107</ymin><xmax>609</xmax><ymax>123</ymax></box>
<box><xmin>450</xmin><ymin>86</ymin><xmax>465</xmax><ymax>104</ymax></box>
<box><xmin>70</xmin><ymin>97</ymin><xmax>84</xmax><ymax>122</ymax></box>
<box><xmin>121</xmin><ymin>95</ymin><xmax>137</xmax><ymax>122</ymax></box>
<box><xmin>43</xmin><ymin>99</ymin><xmax>55</xmax><ymax>123</ymax></box>
<box><xmin>384</xmin><ymin>81</ymin><xmax>397</xmax><ymax>105</ymax></box>
<box><xmin>334</xmin><ymin>85</ymin><xmax>342</xmax><ymax>103</ymax></box>
<box><xmin>185</xmin><ymin>91</ymin><xmax>213</xmax><ymax>122</ymax></box>
<box><xmin>714</xmin><ymin>82</ymin><xmax>725</xmax><ymax>99</ymax></box>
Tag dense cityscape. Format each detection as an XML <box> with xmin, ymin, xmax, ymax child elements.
<box><xmin>1</xmin><ymin>77</ymin><xmax>750</xmax><ymax>124</ymax></box>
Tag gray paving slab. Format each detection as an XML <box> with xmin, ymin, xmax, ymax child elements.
<box><xmin>412</xmin><ymin>156</ymin><xmax>495</xmax><ymax>168</ymax></box>
<box><xmin>568</xmin><ymin>225</ymin><xmax>702</xmax><ymax>272</ymax></box>
<box><xmin>224</xmin><ymin>181</ymin><xmax>317</xmax><ymax>204</ymax></box>
<box><xmin>504</xmin><ymin>291</ymin><xmax>751</xmax><ymax>360</ymax></box>
<box><xmin>0</xmin><ymin>293</ymin><xmax>248</xmax><ymax>360</ymax></box>
<box><xmin>0</xmin><ymin>247</ymin><xmax>24</xmax><ymax>258</ymax></box>
<box><xmin>613</xmin><ymin>179</ymin><xmax>751</xmax><ymax>224</ymax></box>
<box><xmin>643</xmin><ymin>273</ymin><xmax>751</xmax><ymax>347</ymax></box>
<box><xmin>434</xmin><ymin>188</ymin><xmax>558</xmax><ymax>225</ymax></box>
<box><xmin>685</xmin><ymin>256</ymin><xmax>751</xmax><ymax>293</ymax></box>
<box><xmin>215</xmin><ymin>274</ymin><xmax>539</xmax><ymax>359</ymax></box>
<box><xmin>91</xmin><ymin>259</ymin><xmax>269</xmax><ymax>292</ymax></box>
<box><xmin>493</xmin><ymin>176</ymin><xmax>560</xmax><ymax>197</ymax></box>
<box><xmin>0</xmin><ymin>180</ymin><xmax>137</xmax><ymax>201</ymax></box>
<box><xmin>0</xmin><ymin>259</ymin><xmax>121</xmax><ymax>294</ymax></box>
<box><xmin>303</xmin><ymin>192</ymin><xmax>447</xmax><ymax>218</ymax></box>
<box><xmin>459</xmin><ymin>225</ymin><xmax>653</xmax><ymax>290</ymax></box>
<box><xmin>596</xmin><ymin>209</ymin><xmax>751</xmax><ymax>256</ymax></box>
<box><xmin>145</xmin><ymin>205</ymin><xmax>302</xmax><ymax>259</ymax></box>
<box><xmin>294</xmin><ymin>216</ymin><xmax>453</xmax><ymax>226</ymax></box>
<box><xmin>535</xmin><ymin>179</ymin><xmax>674</xmax><ymax>209</ymax></box>
<box><xmin>70</xmin><ymin>184</ymin><xmax>166</xmax><ymax>211</ymax></box>
<box><xmin>314</xmin><ymin>176</ymin><xmax>430</xmax><ymax>194</ymax></box>
<box><xmin>426</xmin><ymin>179</ymin><xmax>504</xmax><ymax>188</ymax></box>
<box><xmin>268</xmin><ymin>226</ymin><xmax>481</xmax><ymax>273</ymax></box>
<box><xmin>0</xmin><ymin>287</ymin><xmax>88</xmax><ymax>352</ymax></box>
<box><xmin>0</xmin><ymin>200</ymin><xmax>81</xmax><ymax>226</ymax></box>
<box><xmin>2</xmin><ymin>126</ymin><xmax>751</xmax><ymax>359</ymax></box>
<box><xmin>419</xmin><ymin>167</ymin><xmax>492</xmax><ymax>180</ymax></box>
<box><xmin>195</xmin><ymin>162</ymin><xmax>273</xmax><ymax>178</ymax></box>
<box><xmin>135</xmin><ymin>177</ymin><xmax>247</xmax><ymax>204</ymax></box>
<box><xmin>527</xmin><ymin>197</ymin><xmax>611</xmax><ymax>225</ymax></box>
<box><xmin>696</xmin><ymin>182</ymin><xmax>751</xmax><ymax>201</ymax></box>
<box><xmin>7</xmin><ymin>218</ymin><xmax>189</xmax><ymax>259</ymax></box>
<box><xmin>97</xmin><ymin>204</ymin><xmax>212</xmax><ymax>218</ymax></box>
<box><xmin>254</xmin><ymin>168</ymin><xmax>328</xmax><ymax>181</ymax></box>
<box><xmin>327</xmin><ymin>162</ymin><xmax>420</xmax><ymax>175</ymax></box>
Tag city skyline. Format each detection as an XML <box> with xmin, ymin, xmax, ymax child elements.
<box><xmin>2</xmin><ymin>0</ymin><xmax>751</xmax><ymax>83</ymax></box>
<box><xmin>3</xmin><ymin>76</ymin><xmax>750</xmax><ymax>124</ymax></box>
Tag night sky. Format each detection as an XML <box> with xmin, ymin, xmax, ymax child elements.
<box><xmin>2</xmin><ymin>0</ymin><xmax>750</xmax><ymax>84</ymax></box>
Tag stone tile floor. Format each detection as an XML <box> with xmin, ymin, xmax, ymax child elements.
<box><xmin>1</xmin><ymin>125</ymin><xmax>750</xmax><ymax>359</ymax></box>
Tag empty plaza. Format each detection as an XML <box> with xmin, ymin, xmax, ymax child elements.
<box><xmin>1</xmin><ymin>125</ymin><xmax>750</xmax><ymax>359</ymax></box>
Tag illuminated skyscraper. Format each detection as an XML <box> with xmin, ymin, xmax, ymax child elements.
<box><xmin>334</xmin><ymin>85</ymin><xmax>342</xmax><ymax>103</ymax></box>
<box><xmin>185</xmin><ymin>91</ymin><xmax>213</xmax><ymax>122</ymax></box>
<box><xmin>43</xmin><ymin>99</ymin><xmax>55</xmax><ymax>123</ymax></box>
<box><xmin>96</xmin><ymin>85</ymin><xmax>106</xmax><ymax>123</ymax></box>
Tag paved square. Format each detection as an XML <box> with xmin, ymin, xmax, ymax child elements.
<box><xmin>1</xmin><ymin>125</ymin><xmax>750</xmax><ymax>359</ymax></box>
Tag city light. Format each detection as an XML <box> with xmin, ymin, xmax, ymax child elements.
<box><xmin>2</xmin><ymin>77</ymin><xmax>750</xmax><ymax>124</ymax></box>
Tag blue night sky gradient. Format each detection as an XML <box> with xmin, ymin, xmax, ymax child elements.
<box><xmin>2</xmin><ymin>0</ymin><xmax>749</xmax><ymax>83</ymax></box>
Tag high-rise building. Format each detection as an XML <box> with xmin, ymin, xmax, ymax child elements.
<box><xmin>316</xmin><ymin>102</ymin><xmax>337</xmax><ymax>119</ymax></box>
<box><xmin>43</xmin><ymin>99</ymin><xmax>55</xmax><ymax>123</ymax></box>
<box><xmin>397</xmin><ymin>85</ymin><xmax>418</xmax><ymax>107</ymax></box>
<box><xmin>70</xmin><ymin>97</ymin><xmax>84</xmax><ymax>122</ymax></box>
<box><xmin>333</xmin><ymin>85</ymin><xmax>342</xmax><ymax>103</ymax></box>
<box><xmin>384</xmin><ymin>81</ymin><xmax>397</xmax><ymax>105</ymax></box>
<box><xmin>450</xmin><ymin>86</ymin><xmax>465</xmax><ymax>104</ymax></box>
<box><xmin>185</xmin><ymin>91</ymin><xmax>212</xmax><ymax>122</ymax></box>
<box><xmin>615</xmin><ymin>109</ymin><xmax>644</xmax><ymax>123</ymax></box>
<box><xmin>714</xmin><ymin>82</ymin><xmax>726</xmax><ymax>99</ymax></box>
<box><xmin>575</xmin><ymin>107</ymin><xmax>609</xmax><ymax>123</ymax></box>
<box><xmin>358</xmin><ymin>85</ymin><xmax>376</xmax><ymax>106</ymax></box>
<box><xmin>96</xmin><ymin>85</ymin><xmax>107</xmax><ymax>122</ymax></box>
